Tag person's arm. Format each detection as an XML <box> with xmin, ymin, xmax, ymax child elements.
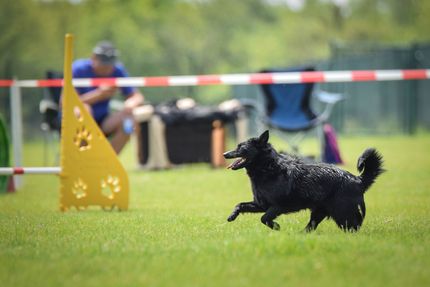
<box><xmin>80</xmin><ymin>85</ymin><xmax>117</xmax><ymax>105</ymax></box>
<box><xmin>124</xmin><ymin>90</ymin><xmax>144</xmax><ymax>112</ymax></box>
<box><xmin>116</xmin><ymin>64</ymin><xmax>144</xmax><ymax>111</ymax></box>
<box><xmin>72</xmin><ymin>59</ymin><xmax>118</xmax><ymax>105</ymax></box>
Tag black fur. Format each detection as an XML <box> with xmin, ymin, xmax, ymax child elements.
<box><xmin>224</xmin><ymin>130</ymin><xmax>385</xmax><ymax>232</ymax></box>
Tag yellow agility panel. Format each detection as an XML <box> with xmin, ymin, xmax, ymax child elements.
<box><xmin>59</xmin><ymin>34</ymin><xmax>129</xmax><ymax>211</ymax></box>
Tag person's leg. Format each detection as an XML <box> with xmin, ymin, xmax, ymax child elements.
<box><xmin>100</xmin><ymin>110</ymin><xmax>133</xmax><ymax>154</ymax></box>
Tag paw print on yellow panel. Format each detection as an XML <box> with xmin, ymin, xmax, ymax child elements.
<box><xmin>74</xmin><ymin>126</ymin><xmax>92</xmax><ymax>151</ymax></box>
<box><xmin>101</xmin><ymin>175</ymin><xmax>121</xmax><ymax>200</ymax></box>
<box><xmin>72</xmin><ymin>178</ymin><xmax>87</xmax><ymax>199</ymax></box>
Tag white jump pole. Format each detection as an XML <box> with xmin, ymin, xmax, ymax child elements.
<box><xmin>0</xmin><ymin>167</ymin><xmax>61</xmax><ymax>175</ymax></box>
<box><xmin>10</xmin><ymin>79</ymin><xmax>24</xmax><ymax>188</ymax></box>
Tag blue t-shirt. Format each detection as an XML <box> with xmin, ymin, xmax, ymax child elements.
<box><xmin>72</xmin><ymin>59</ymin><xmax>135</xmax><ymax>123</ymax></box>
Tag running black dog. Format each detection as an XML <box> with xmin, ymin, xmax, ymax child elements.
<box><xmin>224</xmin><ymin>130</ymin><xmax>384</xmax><ymax>232</ymax></box>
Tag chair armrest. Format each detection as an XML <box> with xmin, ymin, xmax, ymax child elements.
<box><xmin>39</xmin><ymin>99</ymin><xmax>59</xmax><ymax>114</ymax></box>
<box><xmin>315</xmin><ymin>91</ymin><xmax>344</xmax><ymax>123</ymax></box>
<box><xmin>316</xmin><ymin>90</ymin><xmax>343</xmax><ymax>104</ymax></box>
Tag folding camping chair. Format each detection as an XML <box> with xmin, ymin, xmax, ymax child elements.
<box><xmin>242</xmin><ymin>66</ymin><xmax>343</xmax><ymax>159</ymax></box>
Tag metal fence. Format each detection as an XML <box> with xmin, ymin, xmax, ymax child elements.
<box><xmin>233</xmin><ymin>42</ymin><xmax>430</xmax><ymax>135</ymax></box>
<box><xmin>319</xmin><ymin>42</ymin><xmax>430</xmax><ymax>134</ymax></box>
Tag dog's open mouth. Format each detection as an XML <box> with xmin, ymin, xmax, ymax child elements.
<box><xmin>227</xmin><ymin>158</ymin><xmax>247</xmax><ymax>170</ymax></box>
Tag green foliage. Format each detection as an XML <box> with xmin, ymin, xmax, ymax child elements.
<box><xmin>1</xmin><ymin>0</ymin><xmax>429</xmax><ymax>135</ymax></box>
<box><xmin>0</xmin><ymin>134</ymin><xmax>430</xmax><ymax>286</ymax></box>
<box><xmin>2</xmin><ymin>0</ymin><xmax>429</xmax><ymax>80</ymax></box>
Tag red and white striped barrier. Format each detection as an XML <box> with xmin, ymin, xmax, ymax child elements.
<box><xmin>0</xmin><ymin>167</ymin><xmax>61</xmax><ymax>175</ymax></box>
<box><xmin>0</xmin><ymin>69</ymin><xmax>429</xmax><ymax>88</ymax></box>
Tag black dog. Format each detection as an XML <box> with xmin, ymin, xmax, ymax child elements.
<box><xmin>224</xmin><ymin>130</ymin><xmax>384</xmax><ymax>232</ymax></box>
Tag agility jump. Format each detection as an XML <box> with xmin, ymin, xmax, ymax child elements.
<box><xmin>1</xmin><ymin>68</ymin><xmax>429</xmax><ymax>88</ymax></box>
<box><xmin>0</xmin><ymin>34</ymin><xmax>129</xmax><ymax>212</ymax></box>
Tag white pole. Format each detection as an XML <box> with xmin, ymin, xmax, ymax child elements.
<box><xmin>10</xmin><ymin>79</ymin><xmax>24</xmax><ymax>188</ymax></box>
<box><xmin>0</xmin><ymin>167</ymin><xmax>61</xmax><ymax>175</ymax></box>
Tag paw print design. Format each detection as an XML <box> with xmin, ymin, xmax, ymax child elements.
<box><xmin>73</xmin><ymin>126</ymin><xmax>92</xmax><ymax>151</ymax></box>
<box><xmin>72</xmin><ymin>178</ymin><xmax>87</xmax><ymax>199</ymax></box>
<box><xmin>101</xmin><ymin>175</ymin><xmax>121</xmax><ymax>199</ymax></box>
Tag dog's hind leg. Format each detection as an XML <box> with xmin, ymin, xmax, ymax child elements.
<box><xmin>333</xmin><ymin>202</ymin><xmax>365</xmax><ymax>232</ymax></box>
<box><xmin>261</xmin><ymin>207</ymin><xmax>284</xmax><ymax>231</ymax></box>
<box><xmin>305</xmin><ymin>208</ymin><xmax>327</xmax><ymax>232</ymax></box>
<box><xmin>227</xmin><ymin>201</ymin><xmax>264</xmax><ymax>222</ymax></box>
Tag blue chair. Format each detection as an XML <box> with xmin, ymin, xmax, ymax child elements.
<box><xmin>243</xmin><ymin>66</ymin><xmax>342</xmax><ymax>158</ymax></box>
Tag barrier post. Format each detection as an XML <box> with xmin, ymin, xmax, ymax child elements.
<box><xmin>10</xmin><ymin>78</ymin><xmax>23</xmax><ymax>188</ymax></box>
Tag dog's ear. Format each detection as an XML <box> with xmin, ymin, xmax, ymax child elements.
<box><xmin>258</xmin><ymin>130</ymin><xmax>269</xmax><ymax>145</ymax></box>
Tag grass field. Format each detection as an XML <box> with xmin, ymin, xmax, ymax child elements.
<box><xmin>1</xmin><ymin>133</ymin><xmax>429</xmax><ymax>287</ymax></box>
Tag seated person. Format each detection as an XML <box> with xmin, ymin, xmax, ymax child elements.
<box><xmin>72</xmin><ymin>41</ymin><xmax>144</xmax><ymax>154</ymax></box>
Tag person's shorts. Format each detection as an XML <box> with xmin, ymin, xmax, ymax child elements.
<box><xmin>95</xmin><ymin>114</ymin><xmax>108</xmax><ymax>126</ymax></box>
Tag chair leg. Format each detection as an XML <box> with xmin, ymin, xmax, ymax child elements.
<box><xmin>290</xmin><ymin>132</ymin><xmax>307</xmax><ymax>153</ymax></box>
<box><xmin>270</xmin><ymin>127</ymin><xmax>327</xmax><ymax>162</ymax></box>
<box><xmin>272</xmin><ymin>129</ymin><xmax>305</xmax><ymax>155</ymax></box>
<box><xmin>316</xmin><ymin>124</ymin><xmax>325</xmax><ymax>162</ymax></box>
<box><xmin>43</xmin><ymin>131</ymin><xmax>49</xmax><ymax>166</ymax></box>
<box><xmin>43</xmin><ymin>129</ymin><xmax>60</xmax><ymax>166</ymax></box>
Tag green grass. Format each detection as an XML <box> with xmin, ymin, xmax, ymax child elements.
<box><xmin>1</xmin><ymin>134</ymin><xmax>430</xmax><ymax>287</ymax></box>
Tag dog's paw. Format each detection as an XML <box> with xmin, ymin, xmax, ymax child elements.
<box><xmin>272</xmin><ymin>222</ymin><xmax>281</xmax><ymax>231</ymax></box>
<box><xmin>227</xmin><ymin>213</ymin><xmax>238</xmax><ymax>222</ymax></box>
<box><xmin>304</xmin><ymin>226</ymin><xmax>313</xmax><ymax>233</ymax></box>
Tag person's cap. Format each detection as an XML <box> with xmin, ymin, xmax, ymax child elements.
<box><xmin>93</xmin><ymin>41</ymin><xmax>119</xmax><ymax>65</ymax></box>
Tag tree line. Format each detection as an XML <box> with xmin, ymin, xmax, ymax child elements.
<box><xmin>0</xmin><ymin>0</ymin><xmax>429</xmax><ymax>134</ymax></box>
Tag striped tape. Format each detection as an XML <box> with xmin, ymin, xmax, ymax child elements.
<box><xmin>0</xmin><ymin>69</ymin><xmax>428</xmax><ymax>88</ymax></box>
<box><xmin>0</xmin><ymin>167</ymin><xmax>61</xmax><ymax>175</ymax></box>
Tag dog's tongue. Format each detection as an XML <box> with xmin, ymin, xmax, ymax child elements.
<box><xmin>227</xmin><ymin>158</ymin><xmax>243</xmax><ymax>169</ymax></box>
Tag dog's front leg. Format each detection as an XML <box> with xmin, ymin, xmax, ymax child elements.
<box><xmin>227</xmin><ymin>201</ymin><xmax>264</xmax><ymax>222</ymax></box>
<box><xmin>261</xmin><ymin>206</ymin><xmax>284</xmax><ymax>230</ymax></box>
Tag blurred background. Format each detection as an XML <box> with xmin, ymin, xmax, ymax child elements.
<box><xmin>0</xmin><ymin>0</ymin><xmax>429</xmax><ymax>139</ymax></box>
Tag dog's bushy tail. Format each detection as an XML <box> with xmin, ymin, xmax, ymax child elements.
<box><xmin>357</xmin><ymin>148</ymin><xmax>385</xmax><ymax>192</ymax></box>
